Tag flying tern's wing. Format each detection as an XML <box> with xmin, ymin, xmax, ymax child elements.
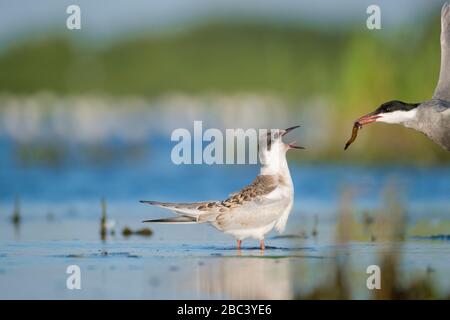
<box><xmin>434</xmin><ymin>3</ymin><xmax>450</xmax><ymax>101</ymax></box>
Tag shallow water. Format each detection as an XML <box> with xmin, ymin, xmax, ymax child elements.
<box><xmin>1</xmin><ymin>136</ymin><xmax>450</xmax><ymax>299</ymax></box>
<box><xmin>1</xmin><ymin>223</ymin><xmax>450</xmax><ymax>299</ymax></box>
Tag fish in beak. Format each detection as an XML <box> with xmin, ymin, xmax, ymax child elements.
<box><xmin>344</xmin><ymin>110</ymin><xmax>380</xmax><ymax>150</ymax></box>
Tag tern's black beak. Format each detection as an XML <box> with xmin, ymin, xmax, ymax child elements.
<box><xmin>356</xmin><ymin>111</ymin><xmax>381</xmax><ymax>126</ymax></box>
<box><xmin>281</xmin><ymin>125</ymin><xmax>305</xmax><ymax>150</ymax></box>
<box><xmin>281</xmin><ymin>125</ymin><xmax>301</xmax><ymax>136</ymax></box>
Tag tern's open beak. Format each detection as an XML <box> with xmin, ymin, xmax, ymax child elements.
<box><xmin>287</xmin><ymin>141</ymin><xmax>305</xmax><ymax>150</ymax></box>
<box><xmin>281</xmin><ymin>125</ymin><xmax>300</xmax><ymax>136</ymax></box>
<box><xmin>281</xmin><ymin>125</ymin><xmax>305</xmax><ymax>150</ymax></box>
<box><xmin>356</xmin><ymin>111</ymin><xmax>381</xmax><ymax>126</ymax></box>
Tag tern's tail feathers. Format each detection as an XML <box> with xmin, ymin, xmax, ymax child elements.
<box><xmin>142</xmin><ymin>216</ymin><xmax>197</xmax><ymax>224</ymax></box>
<box><xmin>139</xmin><ymin>200</ymin><xmax>214</xmax><ymax>217</ymax></box>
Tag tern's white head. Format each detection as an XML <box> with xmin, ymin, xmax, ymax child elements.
<box><xmin>356</xmin><ymin>100</ymin><xmax>420</xmax><ymax>126</ymax></box>
<box><xmin>258</xmin><ymin>126</ymin><xmax>303</xmax><ymax>175</ymax></box>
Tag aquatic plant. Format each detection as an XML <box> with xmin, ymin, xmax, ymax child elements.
<box><xmin>11</xmin><ymin>196</ymin><xmax>21</xmax><ymax>225</ymax></box>
<box><xmin>122</xmin><ymin>226</ymin><xmax>153</xmax><ymax>238</ymax></box>
<box><xmin>295</xmin><ymin>185</ymin><xmax>445</xmax><ymax>300</ymax></box>
<box><xmin>100</xmin><ymin>198</ymin><xmax>107</xmax><ymax>241</ymax></box>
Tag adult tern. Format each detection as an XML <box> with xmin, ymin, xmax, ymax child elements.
<box><xmin>354</xmin><ymin>3</ymin><xmax>450</xmax><ymax>151</ymax></box>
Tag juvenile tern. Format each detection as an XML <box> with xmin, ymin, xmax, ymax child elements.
<box><xmin>141</xmin><ymin>126</ymin><xmax>303</xmax><ymax>250</ymax></box>
<box><xmin>353</xmin><ymin>3</ymin><xmax>450</xmax><ymax>151</ymax></box>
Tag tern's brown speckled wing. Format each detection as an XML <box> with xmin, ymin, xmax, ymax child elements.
<box><xmin>201</xmin><ymin>175</ymin><xmax>279</xmax><ymax>212</ymax></box>
<box><xmin>140</xmin><ymin>175</ymin><xmax>278</xmax><ymax>216</ymax></box>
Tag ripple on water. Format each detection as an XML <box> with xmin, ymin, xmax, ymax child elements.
<box><xmin>54</xmin><ymin>251</ymin><xmax>142</xmax><ymax>259</ymax></box>
<box><xmin>411</xmin><ymin>234</ymin><xmax>450</xmax><ymax>241</ymax></box>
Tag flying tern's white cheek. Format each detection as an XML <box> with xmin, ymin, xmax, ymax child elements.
<box><xmin>378</xmin><ymin>111</ymin><xmax>404</xmax><ymax>124</ymax></box>
<box><xmin>376</xmin><ymin>114</ymin><xmax>387</xmax><ymax>123</ymax></box>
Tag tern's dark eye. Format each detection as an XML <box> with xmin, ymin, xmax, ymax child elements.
<box><xmin>377</xmin><ymin>103</ymin><xmax>393</xmax><ymax>114</ymax></box>
<box><xmin>380</xmin><ymin>104</ymin><xmax>392</xmax><ymax>113</ymax></box>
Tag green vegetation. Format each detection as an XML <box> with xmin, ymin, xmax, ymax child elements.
<box><xmin>295</xmin><ymin>187</ymin><xmax>449</xmax><ymax>299</ymax></box>
<box><xmin>0</xmin><ymin>20</ymin><xmax>441</xmax><ymax>99</ymax></box>
<box><xmin>1</xmin><ymin>17</ymin><xmax>449</xmax><ymax>163</ymax></box>
<box><xmin>0</xmin><ymin>23</ymin><xmax>348</xmax><ymax>96</ymax></box>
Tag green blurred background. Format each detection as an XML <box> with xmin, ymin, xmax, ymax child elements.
<box><xmin>1</xmin><ymin>0</ymin><xmax>449</xmax><ymax>163</ymax></box>
<box><xmin>1</xmin><ymin>1</ymin><xmax>450</xmax><ymax>300</ymax></box>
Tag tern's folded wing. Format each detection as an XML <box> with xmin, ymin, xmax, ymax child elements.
<box><xmin>140</xmin><ymin>174</ymin><xmax>281</xmax><ymax>221</ymax></box>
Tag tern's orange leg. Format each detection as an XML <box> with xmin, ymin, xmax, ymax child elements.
<box><xmin>260</xmin><ymin>240</ymin><xmax>265</xmax><ymax>251</ymax></box>
<box><xmin>237</xmin><ymin>239</ymin><xmax>242</xmax><ymax>250</ymax></box>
